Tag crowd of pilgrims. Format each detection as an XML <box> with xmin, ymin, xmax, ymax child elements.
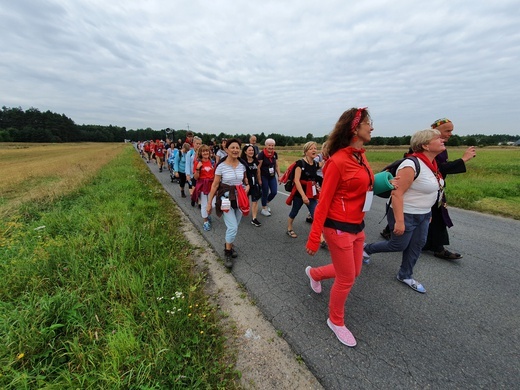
<box><xmin>135</xmin><ymin>108</ymin><xmax>474</xmax><ymax>348</ymax></box>
<box><xmin>136</xmin><ymin>132</ymin><xmax>326</xmax><ymax>269</ymax></box>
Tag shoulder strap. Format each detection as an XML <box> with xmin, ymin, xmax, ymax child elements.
<box><xmin>407</xmin><ymin>156</ymin><xmax>420</xmax><ymax>180</ymax></box>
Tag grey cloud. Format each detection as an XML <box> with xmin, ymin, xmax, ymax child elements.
<box><xmin>1</xmin><ymin>0</ymin><xmax>519</xmax><ymax>136</ymax></box>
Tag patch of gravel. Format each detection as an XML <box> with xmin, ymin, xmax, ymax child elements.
<box><xmin>179</xmin><ymin>212</ymin><xmax>323</xmax><ymax>390</ymax></box>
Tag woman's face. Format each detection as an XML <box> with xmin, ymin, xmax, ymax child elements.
<box><xmin>201</xmin><ymin>149</ymin><xmax>210</xmax><ymax>160</ymax></box>
<box><xmin>265</xmin><ymin>142</ymin><xmax>275</xmax><ymax>152</ymax></box>
<box><xmin>426</xmin><ymin>135</ymin><xmax>446</xmax><ymax>154</ymax></box>
<box><xmin>245</xmin><ymin>145</ymin><xmax>255</xmax><ymax>157</ymax></box>
<box><xmin>227</xmin><ymin>142</ymin><xmax>241</xmax><ymax>158</ymax></box>
<box><xmin>356</xmin><ymin>117</ymin><xmax>373</xmax><ymax>143</ymax></box>
<box><xmin>305</xmin><ymin>144</ymin><xmax>317</xmax><ymax>158</ymax></box>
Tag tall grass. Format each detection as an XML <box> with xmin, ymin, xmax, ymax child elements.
<box><xmin>0</xmin><ymin>146</ymin><xmax>238</xmax><ymax>389</ymax></box>
<box><xmin>0</xmin><ymin>143</ymin><xmax>128</xmax><ymax>219</ymax></box>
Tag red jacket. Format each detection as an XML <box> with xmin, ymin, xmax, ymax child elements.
<box><xmin>306</xmin><ymin>146</ymin><xmax>374</xmax><ymax>252</ymax></box>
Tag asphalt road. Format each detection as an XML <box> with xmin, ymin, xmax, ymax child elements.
<box><xmin>144</xmin><ymin>155</ymin><xmax>519</xmax><ymax>389</ymax></box>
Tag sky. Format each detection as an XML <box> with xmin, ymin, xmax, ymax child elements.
<box><xmin>1</xmin><ymin>0</ymin><xmax>519</xmax><ymax>137</ymax></box>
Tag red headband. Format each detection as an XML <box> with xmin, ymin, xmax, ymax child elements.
<box><xmin>351</xmin><ymin>107</ymin><xmax>367</xmax><ymax>132</ymax></box>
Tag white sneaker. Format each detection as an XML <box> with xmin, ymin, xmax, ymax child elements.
<box><xmin>267</xmin><ymin>206</ymin><xmax>271</xmax><ymax>212</ymax></box>
<box><xmin>260</xmin><ymin>209</ymin><xmax>271</xmax><ymax>216</ymax></box>
<box><xmin>362</xmin><ymin>243</ymin><xmax>370</xmax><ymax>265</ymax></box>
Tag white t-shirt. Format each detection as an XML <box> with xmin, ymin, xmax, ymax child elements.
<box><xmin>395</xmin><ymin>159</ymin><xmax>444</xmax><ymax>214</ymax></box>
<box><xmin>216</xmin><ymin>161</ymin><xmax>246</xmax><ymax>186</ymax></box>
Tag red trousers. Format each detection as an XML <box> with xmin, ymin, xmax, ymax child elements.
<box><xmin>309</xmin><ymin>227</ymin><xmax>364</xmax><ymax>326</ymax></box>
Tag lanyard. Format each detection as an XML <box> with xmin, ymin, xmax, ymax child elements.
<box><xmin>353</xmin><ymin>153</ymin><xmax>373</xmax><ymax>188</ymax></box>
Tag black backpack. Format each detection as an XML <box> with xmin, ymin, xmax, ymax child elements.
<box><xmin>377</xmin><ymin>156</ymin><xmax>420</xmax><ymax>198</ymax></box>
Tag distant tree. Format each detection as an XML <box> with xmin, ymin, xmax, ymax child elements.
<box><xmin>386</xmin><ymin>136</ymin><xmax>401</xmax><ymax>146</ymax></box>
<box><xmin>464</xmin><ymin>136</ymin><xmax>477</xmax><ymax>146</ymax></box>
<box><xmin>446</xmin><ymin>135</ymin><xmax>461</xmax><ymax>146</ymax></box>
<box><xmin>306</xmin><ymin>133</ymin><xmax>313</xmax><ymax>141</ymax></box>
<box><xmin>368</xmin><ymin>136</ymin><xmax>386</xmax><ymax>146</ymax></box>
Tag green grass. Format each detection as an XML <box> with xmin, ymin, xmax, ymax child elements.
<box><xmin>364</xmin><ymin>147</ymin><xmax>520</xmax><ymax>219</ymax></box>
<box><xmin>0</xmin><ymin>147</ymin><xmax>239</xmax><ymax>389</ymax></box>
<box><xmin>278</xmin><ymin>146</ymin><xmax>520</xmax><ymax>219</ymax></box>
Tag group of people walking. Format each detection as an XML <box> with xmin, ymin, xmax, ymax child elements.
<box><xmin>137</xmin><ymin>108</ymin><xmax>475</xmax><ymax>348</ymax></box>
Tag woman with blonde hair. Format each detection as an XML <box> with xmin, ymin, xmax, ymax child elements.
<box><xmin>193</xmin><ymin>144</ymin><xmax>216</xmax><ymax>231</ymax></box>
<box><xmin>286</xmin><ymin>141</ymin><xmax>321</xmax><ymax>238</ymax></box>
<box><xmin>363</xmin><ymin>129</ymin><xmax>446</xmax><ymax>294</ymax></box>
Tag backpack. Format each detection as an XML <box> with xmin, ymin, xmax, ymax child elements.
<box><xmin>280</xmin><ymin>159</ymin><xmax>318</xmax><ymax>192</ymax></box>
<box><xmin>377</xmin><ymin>156</ymin><xmax>420</xmax><ymax>198</ymax></box>
<box><xmin>279</xmin><ymin>161</ymin><xmax>298</xmax><ymax>191</ymax></box>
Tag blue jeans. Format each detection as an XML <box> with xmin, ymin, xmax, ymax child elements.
<box><xmin>365</xmin><ymin>209</ymin><xmax>431</xmax><ymax>280</ymax></box>
<box><xmin>222</xmin><ymin>207</ymin><xmax>243</xmax><ymax>244</ymax></box>
<box><xmin>288</xmin><ymin>197</ymin><xmax>317</xmax><ymax>219</ymax></box>
<box><xmin>261</xmin><ymin>175</ymin><xmax>278</xmax><ymax>207</ymax></box>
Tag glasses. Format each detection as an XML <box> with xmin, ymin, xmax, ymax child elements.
<box><xmin>362</xmin><ymin>120</ymin><xmax>374</xmax><ymax>127</ymax></box>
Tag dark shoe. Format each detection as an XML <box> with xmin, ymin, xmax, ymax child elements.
<box><xmin>181</xmin><ymin>191</ymin><xmax>186</xmax><ymax>198</ymax></box>
<box><xmin>159</xmin><ymin>168</ymin><xmax>162</xmax><ymax>172</ymax></box>
<box><xmin>251</xmin><ymin>218</ymin><xmax>262</xmax><ymax>227</ymax></box>
<box><xmin>306</xmin><ymin>216</ymin><xmax>313</xmax><ymax>223</ymax></box>
<box><xmin>434</xmin><ymin>249</ymin><xmax>463</xmax><ymax>260</ymax></box>
<box><xmin>380</xmin><ymin>226</ymin><xmax>391</xmax><ymax>240</ymax></box>
<box><xmin>191</xmin><ymin>200</ymin><xmax>196</xmax><ymax>207</ymax></box>
<box><xmin>225</xmin><ymin>245</ymin><xmax>238</xmax><ymax>259</ymax></box>
<box><xmin>224</xmin><ymin>250</ymin><xmax>233</xmax><ymax>269</ymax></box>
<box><xmin>320</xmin><ymin>241</ymin><xmax>328</xmax><ymax>250</ymax></box>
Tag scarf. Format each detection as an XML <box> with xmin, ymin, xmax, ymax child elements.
<box><xmin>262</xmin><ymin>147</ymin><xmax>274</xmax><ymax>159</ymax></box>
<box><xmin>412</xmin><ymin>152</ymin><xmax>443</xmax><ymax>180</ymax></box>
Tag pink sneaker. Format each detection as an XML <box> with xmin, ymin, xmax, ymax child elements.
<box><xmin>305</xmin><ymin>266</ymin><xmax>322</xmax><ymax>294</ymax></box>
<box><xmin>327</xmin><ymin>318</ymin><xmax>357</xmax><ymax>347</ymax></box>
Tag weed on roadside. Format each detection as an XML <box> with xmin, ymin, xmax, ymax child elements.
<box><xmin>0</xmin><ymin>147</ymin><xmax>239</xmax><ymax>389</ymax></box>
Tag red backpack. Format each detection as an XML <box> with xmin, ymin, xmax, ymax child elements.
<box><xmin>279</xmin><ymin>160</ymin><xmax>300</xmax><ymax>191</ymax></box>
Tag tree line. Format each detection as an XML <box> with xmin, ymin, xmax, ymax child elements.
<box><xmin>1</xmin><ymin>106</ymin><xmax>518</xmax><ymax>146</ymax></box>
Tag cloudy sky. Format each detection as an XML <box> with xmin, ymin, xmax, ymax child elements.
<box><xmin>1</xmin><ymin>0</ymin><xmax>519</xmax><ymax>137</ymax></box>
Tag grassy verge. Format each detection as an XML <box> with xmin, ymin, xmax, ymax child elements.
<box><xmin>0</xmin><ymin>146</ymin><xmax>238</xmax><ymax>389</ymax></box>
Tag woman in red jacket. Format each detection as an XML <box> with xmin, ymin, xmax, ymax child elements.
<box><xmin>305</xmin><ymin>107</ymin><xmax>374</xmax><ymax>347</ymax></box>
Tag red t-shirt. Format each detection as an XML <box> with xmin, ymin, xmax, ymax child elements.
<box><xmin>196</xmin><ymin>160</ymin><xmax>215</xmax><ymax>180</ymax></box>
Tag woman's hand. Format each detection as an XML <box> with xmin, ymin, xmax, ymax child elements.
<box><xmin>302</xmin><ymin>196</ymin><xmax>310</xmax><ymax>205</ymax></box>
<box><xmin>389</xmin><ymin>175</ymin><xmax>400</xmax><ymax>190</ymax></box>
<box><xmin>206</xmin><ymin>204</ymin><xmax>212</xmax><ymax>215</ymax></box>
<box><xmin>306</xmin><ymin>247</ymin><xmax>316</xmax><ymax>256</ymax></box>
<box><xmin>393</xmin><ymin>221</ymin><xmax>405</xmax><ymax>236</ymax></box>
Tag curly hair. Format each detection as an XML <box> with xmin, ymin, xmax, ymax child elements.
<box><xmin>327</xmin><ymin>108</ymin><xmax>370</xmax><ymax>156</ymax></box>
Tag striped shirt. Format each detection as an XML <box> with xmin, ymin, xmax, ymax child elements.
<box><xmin>216</xmin><ymin>161</ymin><xmax>246</xmax><ymax>186</ymax></box>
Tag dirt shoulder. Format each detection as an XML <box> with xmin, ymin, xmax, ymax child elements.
<box><xmin>179</xmin><ymin>213</ymin><xmax>323</xmax><ymax>390</ymax></box>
